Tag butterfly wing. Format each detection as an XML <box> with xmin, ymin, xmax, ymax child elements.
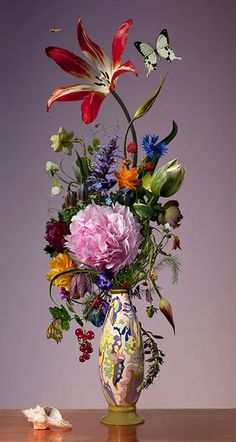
<box><xmin>134</xmin><ymin>41</ymin><xmax>158</xmax><ymax>77</ymax></box>
<box><xmin>156</xmin><ymin>29</ymin><xmax>182</xmax><ymax>62</ymax></box>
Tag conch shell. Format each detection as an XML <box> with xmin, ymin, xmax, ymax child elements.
<box><xmin>22</xmin><ymin>405</ymin><xmax>72</xmax><ymax>430</ymax></box>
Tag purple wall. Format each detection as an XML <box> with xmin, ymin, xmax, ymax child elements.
<box><xmin>1</xmin><ymin>0</ymin><xmax>236</xmax><ymax>408</ymax></box>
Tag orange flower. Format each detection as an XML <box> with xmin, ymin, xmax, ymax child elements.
<box><xmin>115</xmin><ymin>165</ymin><xmax>140</xmax><ymax>190</ymax></box>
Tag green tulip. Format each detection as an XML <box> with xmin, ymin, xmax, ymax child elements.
<box><xmin>150</xmin><ymin>159</ymin><xmax>185</xmax><ymax>198</ymax></box>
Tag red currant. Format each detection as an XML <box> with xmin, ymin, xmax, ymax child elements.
<box><xmin>75</xmin><ymin>328</ymin><xmax>84</xmax><ymax>338</ymax></box>
<box><xmin>79</xmin><ymin>344</ymin><xmax>87</xmax><ymax>352</ymax></box>
<box><xmin>83</xmin><ymin>353</ymin><xmax>90</xmax><ymax>360</ymax></box>
<box><xmin>86</xmin><ymin>330</ymin><xmax>95</xmax><ymax>340</ymax></box>
<box><xmin>79</xmin><ymin>355</ymin><xmax>85</xmax><ymax>363</ymax></box>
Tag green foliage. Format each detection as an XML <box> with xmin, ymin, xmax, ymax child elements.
<box><xmin>137</xmin><ymin>327</ymin><xmax>165</xmax><ymax>391</ymax></box>
<box><xmin>49</xmin><ymin>305</ymin><xmax>71</xmax><ymax>331</ymax></box>
<box><xmin>156</xmin><ymin>254</ymin><xmax>181</xmax><ymax>284</ymax></box>
<box><xmin>59</xmin><ymin>205</ymin><xmax>81</xmax><ymax>224</ymax></box>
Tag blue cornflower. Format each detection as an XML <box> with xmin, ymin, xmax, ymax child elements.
<box><xmin>142</xmin><ymin>134</ymin><xmax>168</xmax><ymax>159</ymax></box>
<box><xmin>87</xmin><ymin>136</ymin><xmax>121</xmax><ymax>196</ymax></box>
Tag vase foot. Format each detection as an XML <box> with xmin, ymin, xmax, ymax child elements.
<box><xmin>100</xmin><ymin>405</ymin><xmax>144</xmax><ymax>426</ymax></box>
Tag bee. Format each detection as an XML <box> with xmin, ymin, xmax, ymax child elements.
<box><xmin>50</xmin><ymin>28</ymin><xmax>62</xmax><ymax>33</ymax></box>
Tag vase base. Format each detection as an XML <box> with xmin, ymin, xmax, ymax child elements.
<box><xmin>100</xmin><ymin>405</ymin><xmax>144</xmax><ymax>426</ymax></box>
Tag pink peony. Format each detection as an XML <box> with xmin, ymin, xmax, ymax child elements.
<box><xmin>65</xmin><ymin>203</ymin><xmax>142</xmax><ymax>274</ymax></box>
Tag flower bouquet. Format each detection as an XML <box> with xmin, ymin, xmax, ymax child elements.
<box><xmin>44</xmin><ymin>18</ymin><xmax>184</xmax><ymax>424</ymax></box>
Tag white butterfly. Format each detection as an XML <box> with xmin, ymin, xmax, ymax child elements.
<box><xmin>134</xmin><ymin>29</ymin><xmax>182</xmax><ymax>77</ymax></box>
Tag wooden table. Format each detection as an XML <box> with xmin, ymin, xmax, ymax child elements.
<box><xmin>0</xmin><ymin>409</ymin><xmax>236</xmax><ymax>441</ymax></box>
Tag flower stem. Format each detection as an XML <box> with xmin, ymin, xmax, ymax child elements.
<box><xmin>111</xmin><ymin>91</ymin><xmax>138</xmax><ymax>166</ymax></box>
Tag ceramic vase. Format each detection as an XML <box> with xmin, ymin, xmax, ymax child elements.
<box><xmin>99</xmin><ymin>289</ymin><xmax>144</xmax><ymax>425</ymax></box>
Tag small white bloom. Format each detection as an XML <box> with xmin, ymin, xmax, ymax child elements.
<box><xmin>163</xmin><ymin>223</ymin><xmax>171</xmax><ymax>233</ymax></box>
<box><xmin>45</xmin><ymin>161</ymin><xmax>59</xmax><ymax>177</ymax></box>
<box><xmin>51</xmin><ymin>179</ymin><xmax>61</xmax><ymax>196</ymax></box>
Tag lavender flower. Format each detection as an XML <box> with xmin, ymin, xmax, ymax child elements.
<box><xmin>87</xmin><ymin>136</ymin><xmax>121</xmax><ymax>196</ymax></box>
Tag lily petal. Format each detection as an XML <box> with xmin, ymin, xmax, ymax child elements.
<box><xmin>47</xmin><ymin>84</ymin><xmax>96</xmax><ymax>111</ymax></box>
<box><xmin>112</xmin><ymin>19</ymin><xmax>133</xmax><ymax>70</ymax></box>
<box><xmin>45</xmin><ymin>47</ymin><xmax>98</xmax><ymax>82</ymax></box>
<box><xmin>110</xmin><ymin>60</ymin><xmax>138</xmax><ymax>91</ymax></box>
<box><xmin>77</xmin><ymin>19</ymin><xmax>111</xmax><ymax>76</ymax></box>
<box><xmin>81</xmin><ymin>92</ymin><xmax>106</xmax><ymax>124</ymax></box>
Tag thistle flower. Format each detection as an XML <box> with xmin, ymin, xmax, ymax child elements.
<box><xmin>87</xmin><ymin>136</ymin><xmax>121</xmax><ymax>196</ymax></box>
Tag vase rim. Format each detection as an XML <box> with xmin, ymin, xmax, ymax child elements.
<box><xmin>110</xmin><ymin>289</ymin><xmax>128</xmax><ymax>294</ymax></box>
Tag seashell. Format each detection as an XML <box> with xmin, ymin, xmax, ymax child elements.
<box><xmin>22</xmin><ymin>405</ymin><xmax>72</xmax><ymax>430</ymax></box>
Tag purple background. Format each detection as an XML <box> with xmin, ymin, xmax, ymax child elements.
<box><xmin>1</xmin><ymin>0</ymin><xmax>236</xmax><ymax>408</ymax></box>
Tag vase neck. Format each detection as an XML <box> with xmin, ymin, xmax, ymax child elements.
<box><xmin>110</xmin><ymin>289</ymin><xmax>129</xmax><ymax>301</ymax></box>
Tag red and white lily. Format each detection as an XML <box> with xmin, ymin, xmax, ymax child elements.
<box><xmin>46</xmin><ymin>19</ymin><xmax>138</xmax><ymax>124</ymax></box>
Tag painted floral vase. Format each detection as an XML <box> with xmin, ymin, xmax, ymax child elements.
<box><xmin>99</xmin><ymin>289</ymin><xmax>144</xmax><ymax>425</ymax></box>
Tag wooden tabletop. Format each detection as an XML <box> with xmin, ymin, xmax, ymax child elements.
<box><xmin>0</xmin><ymin>409</ymin><xmax>236</xmax><ymax>441</ymax></box>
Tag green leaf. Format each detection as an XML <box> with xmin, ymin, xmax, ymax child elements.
<box><xmin>142</xmin><ymin>173</ymin><xmax>152</xmax><ymax>192</ymax></box>
<box><xmin>87</xmin><ymin>145</ymin><xmax>94</xmax><ymax>155</ymax></box>
<box><xmin>61</xmin><ymin>320</ymin><xmax>70</xmax><ymax>331</ymax></box>
<box><xmin>133</xmin><ymin>76</ymin><xmax>166</xmax><ymax>120</ymax></box>
<box><xmin>160</xmin><ymin>121</ymin><xmax>178</xmax><ymax>146</ymax></box>
<box><xmin>133</xmin><ymin>203</ymin><xmax>154</xmax><ymax>219</ymax></box>
<box><xmin>92</xmin><ymin>138</ymin><xmax>100</xmax><ymax>151</ymax></box>
<box><xmin>60</xmin><ymin>305</ymin><xmax>71</xmax><ymax>321</ymax></box>
<box><xmin>75</xmin><ymin>315</ymin><xmax>83</xmax><ymax>327</ymax></box>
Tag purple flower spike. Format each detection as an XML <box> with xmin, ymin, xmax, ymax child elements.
<box><xmin>87</xmin><ymin>136</ymin><xmax>121</xmax><ymax>196</ymax></box>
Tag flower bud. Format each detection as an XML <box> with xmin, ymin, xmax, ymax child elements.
<box><xmin>65</xmin><ymin>190</ymin><xmax>77</xmax><ymax>208</ymax></box>
<box><xmin>150</xmin><ymin>159</ymin><xmax>185</xmax><ymax>198</ymax></box>
<box><xmin>77</xmin><ymin>183</ymin><xmax>88</xmax><ymax>203</ymax></box>
<box><xmin>146</xmin><ymin>305</ymin><xmax>158</xmax><ymax>318</ymax></box>
<box><xmin>51</xmin><ymin>179</ymin><xmax>61</xmax><ymax>196</ymax></box>
<box><xmin>159</xmin><ymin>297</ymin><xmax>175</xmax><ymax>333</ymax></box>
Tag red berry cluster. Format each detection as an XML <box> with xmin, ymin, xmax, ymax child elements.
<box><xmin>75</xmin><ymin>328</ymin><xmax>95</xmax><ymax>363</ymax></box>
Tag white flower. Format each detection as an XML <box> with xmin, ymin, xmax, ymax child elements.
<box><xmin>163</xmin><ymin>223</ymin><xmax>171</xmax><ymax>233</ymax></box>
<box><xmin>51</xmin><ymin>179</ymin><xmax>61</xmax><ymax>196</ymax></box>
<box><xmin>45</xmin><ymin>161</ymin><xmax>59</xmax><ymax>177</ymax></box>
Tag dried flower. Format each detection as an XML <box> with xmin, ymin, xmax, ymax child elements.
<box><xmin>149</xmin><ymin>269</ymin><xmax>158</xmax><ymax>281</ymax></box>
<box><xmin>172</xmin><ymin>235</ymin><xmax>182</xmax><ymax>250</ymax></box>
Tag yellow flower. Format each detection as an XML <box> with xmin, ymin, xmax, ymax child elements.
<box><xmin>114</xmin><ymin>165</ymin><xmax>140</xmax><ymax>190</ymax></box>
<box><xmin>46</xmin><ymin>252</ymin><xmax>75</xmax><ymax>291</ymax></box>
